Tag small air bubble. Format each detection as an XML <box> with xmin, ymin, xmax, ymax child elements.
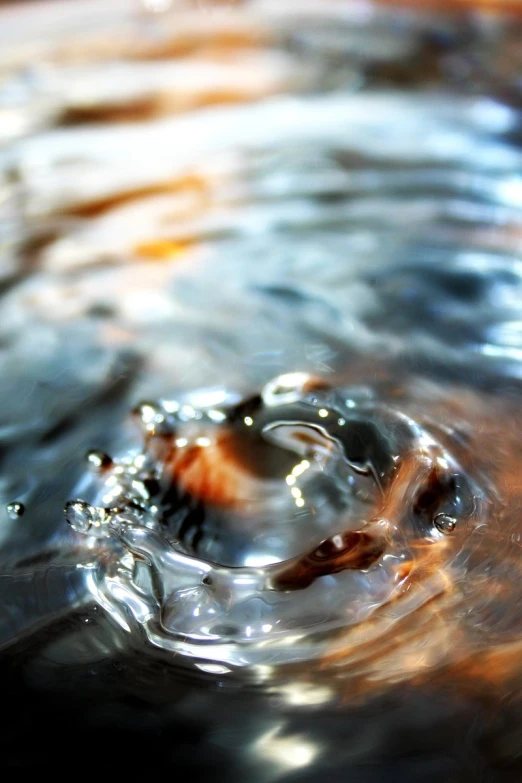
<box><xmin>434</xmin><ymin>513</ymin><xmax>457</xmax><ymax>534</ymax></box>
<box><xmin>64</xmin><ymin>500</ymin><xmax>96</xmax><ymax>534</ymax></box>
<box><xmin>6</xmin><ymin>502</ymin><xmax>24</xmax><ymax>519</ymax></box>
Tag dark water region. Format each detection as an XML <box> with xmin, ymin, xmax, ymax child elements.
<box><xmin>1</xmin><ymin>0</ymin><xmax>522</xmax><ymax>777</ymax></box>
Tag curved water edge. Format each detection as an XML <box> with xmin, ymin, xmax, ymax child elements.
<box><xmin>62</xmin><ymin>371</ymin><xmax>492</xmax><ymax>678</ymax></box>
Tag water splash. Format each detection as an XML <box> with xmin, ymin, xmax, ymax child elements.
<box><xmin>62</xmin><ymin>372</ymin><xmax>489</xmax><ymax>672</ymax></box>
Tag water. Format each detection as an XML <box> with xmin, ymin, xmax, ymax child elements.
<box><xmin>62</xmin><ymin>372</ymin><xmax>485</xmax><ymax>673</ymax></box>
<box><xmin>5</xmin><ymin>501</ymin><xmax>24</xmax><ymax>519</ymax></box>
<box><xmin>1</xmin><ymin>0</ymin><xmax>522</xmax><ymax>777</ymax></box>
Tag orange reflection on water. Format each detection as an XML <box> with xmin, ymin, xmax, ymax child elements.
<box><xmin>134</xmin><ymin>238</ymin><xmax>195</xmax><ymax>261</ymax></box>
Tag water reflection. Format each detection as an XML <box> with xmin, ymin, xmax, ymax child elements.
<box><xmin>1</xmin><ymin>0</ymin><xmax>522</xmax><ymax>777</ymax></box>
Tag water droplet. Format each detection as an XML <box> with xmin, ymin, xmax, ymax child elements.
<box><xmin>64</xmin><ymin>500</ymin><xmax>95</xmax><ymax>533</ymax></box>
<box><xmin>434</xmin><ymin>513</ymin><xmax>457</xmax><ymax>534</ymax></box>
<box><xmin>6</xmin><ymin>502</ymin><xmax>24</xmax><ymax>519</ymax></box>
<box><xmin>85</xmin><ymin>450</ymin><xmax>113</xmax><ymax>471</ymax></box>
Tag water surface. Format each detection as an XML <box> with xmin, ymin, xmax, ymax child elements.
<box><xmin>1</xmin><ymin>1</ymin><xmax>522</xmax><ymax>777</ymax></box>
